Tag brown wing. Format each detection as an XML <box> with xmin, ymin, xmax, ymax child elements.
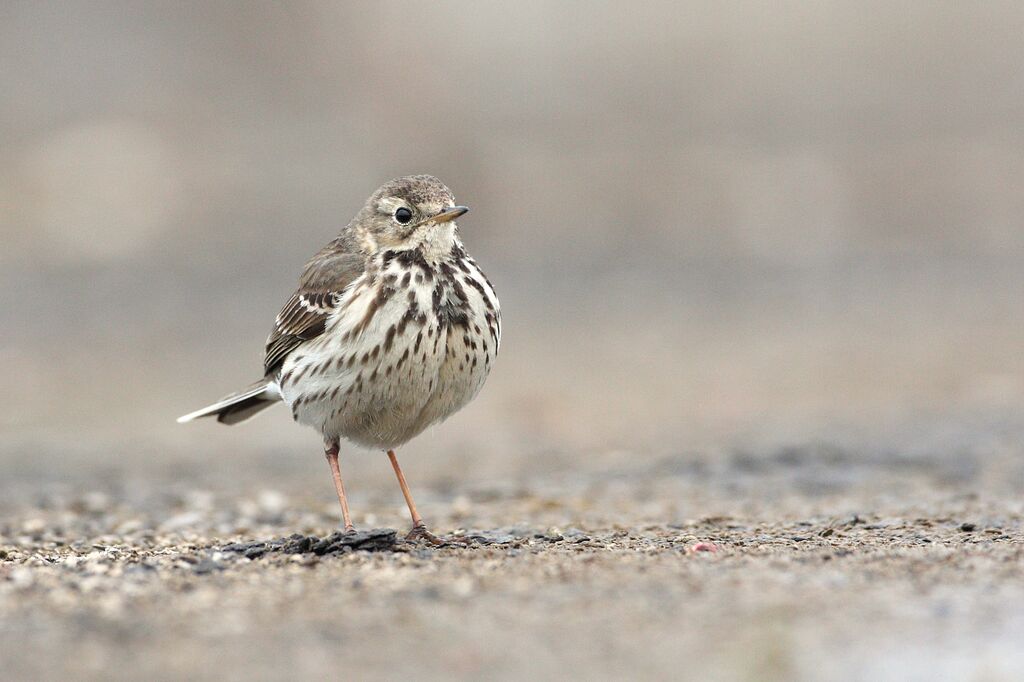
<box><xmin>263</xmin><ymin>290</ymin><xmax>337</xmax><ymax>374</ymax></box>
<box><xmin>263</xmin><ymin>236</ymin><xmax>366</xmax><ymax>375</ymax></box>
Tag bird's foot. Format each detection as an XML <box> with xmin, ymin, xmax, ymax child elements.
<box><xmin>404</xmin><ymin>524</ymin><xmax>445</xmax><ymax>546</ymax></box>
<box><xmin>403</xmin><ymin>524</ymin><xmax>477</xmax><ymax>547</ymax></box>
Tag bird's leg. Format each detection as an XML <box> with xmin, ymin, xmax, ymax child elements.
<box><xmin>387</xmin><ymin>449</ymin><xmax>442</xmax><ymax>545</ymax></box>
<box><xmin>324</xmin><ymin>439</ymin><xmax>354</xmax><ymax>533</ymax></box>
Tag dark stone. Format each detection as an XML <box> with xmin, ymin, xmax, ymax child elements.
<box><xmin>455</xmin><ymin>529</ymin><xmax>520</xmax><ymax>545</ymax></box>
<box><xmin>285</xmin><ymin>536</ymin><xmax>314</xmax><ymax>554</ymax></box>
<box><xmin>244</xmin><ymin>545</ymin><xmax>269</xmax><ymax>559</ymax></box>
<box><xmin>221</xmin><ymin>529</ymin><xmax>398</xmax><ymax>559</ymax></box>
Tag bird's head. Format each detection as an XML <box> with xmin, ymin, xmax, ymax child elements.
<box><xmin>352</xmin><ymin>175</ymin><xmax>468</xmax><ymax>257</ymax></box>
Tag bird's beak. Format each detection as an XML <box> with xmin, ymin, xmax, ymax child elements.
<box><xmin>432</xmin><ymin>206</ymin><xmax>469</xmax><ymax>224</ymax></box>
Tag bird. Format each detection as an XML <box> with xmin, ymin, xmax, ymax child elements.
<box><xmin>178</xmin><ymin>175</ymin><xmax>500</xmax><ymax>543</ymax></box>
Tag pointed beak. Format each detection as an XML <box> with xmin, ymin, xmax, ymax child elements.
<box><xmin>432</xmin><ymin>205</ymin><xmax>469</xmax><ymax>224</ymax></box>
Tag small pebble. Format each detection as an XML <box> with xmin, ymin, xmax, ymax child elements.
<box><xmin>688</xmin><ymin>542</ymin><xmax>719</xmax><ymax>554</ymax></box>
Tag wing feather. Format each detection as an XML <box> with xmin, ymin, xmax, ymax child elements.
<box><xmin>263</xmin><ymin>237</ymin><xmax>366</xmax><ymax>375</ymax></box>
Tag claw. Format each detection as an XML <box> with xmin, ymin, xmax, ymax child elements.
<box><xmin>404</xmin><ymin>524</ymin><xmax>445</xmax><ymax>546</ymax></box>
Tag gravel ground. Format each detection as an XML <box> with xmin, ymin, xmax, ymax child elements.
<box><xmin>2</xmin><ymin>444</ymin><xmax>1023</xmax><ymax>682</ymax></box>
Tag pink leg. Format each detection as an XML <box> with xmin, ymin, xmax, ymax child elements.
<box><xmin>388</xmin><ymin>450</ymin><xmax>442</xmax><ymax>544</ymax></box>
<box><xmin>324</xmin><ymin>439</ymin><xmax>354</xmax><ymax>532</ymax></box>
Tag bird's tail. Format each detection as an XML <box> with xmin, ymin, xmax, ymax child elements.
<box><xmin>177</xmin><ymin>379</ymin><xmax>281</xmax><ymax>425</ymax></box>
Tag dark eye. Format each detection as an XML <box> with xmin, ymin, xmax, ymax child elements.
<box><xmin>394</xmin><ymin>207</ymin><xmax>413</xmax><ymax>224</ymax></box>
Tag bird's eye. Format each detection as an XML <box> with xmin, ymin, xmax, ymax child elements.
<box><xmin>394</xmin><ymin>207</ymin><xmax>413</xmax><ymax>224</ymax></box>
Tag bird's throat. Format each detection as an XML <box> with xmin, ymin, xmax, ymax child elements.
<box><xmin>406</xmin><ymin>222</ymin><xmax>459</xmax><ymax>265</ymax></box>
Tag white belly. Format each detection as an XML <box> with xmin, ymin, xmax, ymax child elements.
<box><xmin>277</xmin><ymin>256</ymin><xmax>499</xmax><ymax>450</ymax></box>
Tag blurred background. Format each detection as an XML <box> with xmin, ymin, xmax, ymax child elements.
<box><xmin>2</xmin><ymin>1</ymin><xmax>1023</xmax><ymax>495</ymax></box>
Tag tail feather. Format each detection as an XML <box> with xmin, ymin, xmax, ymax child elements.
<box><xmin>177</xmin><ymin>379</ymin><xmax>280</xmax><ymax>425</ymax></box>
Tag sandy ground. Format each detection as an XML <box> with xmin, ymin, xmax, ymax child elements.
<box><xmin>2</xmin><ymin>443</ymin><xmax>1022</xmax><ymax>682</ymax></box>
<box><xmin>5</xmin><ymin>5</ymin><xmax>1024</xmax><ymax>680</ymax></box>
